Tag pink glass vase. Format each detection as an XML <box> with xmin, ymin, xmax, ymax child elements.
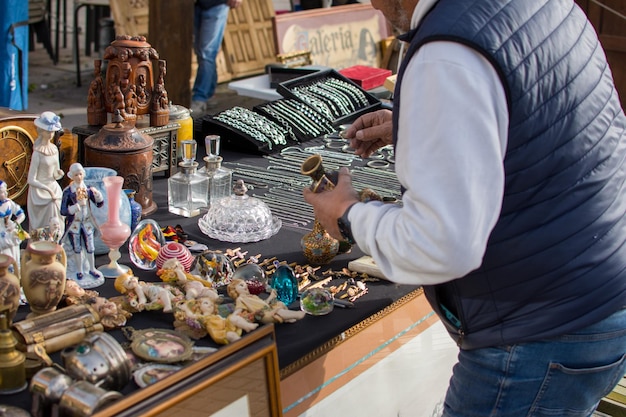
<box><xmin>99</xmin><ymin>176</ymin><xmax>131</xmax><ymax>278</ymax></box>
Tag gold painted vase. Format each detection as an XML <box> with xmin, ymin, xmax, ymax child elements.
<box><xmin>21</xmin><ymin>241</ymin><xmax>67</xmax><ymax>316</ymax></box>
<box><xmin>0</xmin><ymin>254</ymin><xmax>20</xmax><ymax>323</ymax></box>
<box><xmin>301</xmin><ymin>219</ymin><xmax>340</xmax><ymax>265</ymax></box>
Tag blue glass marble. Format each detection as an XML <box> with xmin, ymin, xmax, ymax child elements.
<box><xmin>270</xmin><ymin>264</ymin><xmax>299</xmax><ymax>305</ymax></box>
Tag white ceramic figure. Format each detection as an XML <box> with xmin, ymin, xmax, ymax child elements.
<box><xmin>27</xmin><ymin>111</ymin><xmax>65</xmax><ymax>235</ymax></box>
<box><xmin>226</xmin><ymin>278</ymin><xmax>306</xmax><ymax>324</ymax></box>
<box><xmin>60</xmin><ymin>163</ymin><xmax>105</xmax><ymax>285</ymax></box>
<box><xmin>114</xmin><ymin>270</ymin><xmax>183</xmax><ymax>313</ymax></box>
<box><xmin>0</xmin><ymin>180</ymin><xmax>26</xmax><ymax>273</ymax></box>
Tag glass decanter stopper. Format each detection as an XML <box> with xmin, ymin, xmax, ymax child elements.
<box><xmin>168</xmin><ymin>139</ymin><xmax>209</xmax><ymax>217</ymax></box>
<box><xmin>199</xmin><ymin>135</ymin><xmax>233</xmax><ymax>206</ymax></box>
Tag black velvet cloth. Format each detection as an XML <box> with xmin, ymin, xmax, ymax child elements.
<box><xmin>8</xmin><ymin>144</ymin><xmax>418</xmax><ymax>412</ymax></box>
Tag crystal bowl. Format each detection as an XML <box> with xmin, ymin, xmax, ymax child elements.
<box><xmin>198</xmin><ymin>183</ymin><xmax>281</xmax><ymax>243</ymax></box>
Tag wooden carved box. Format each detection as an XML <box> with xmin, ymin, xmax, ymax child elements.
<box><xmin>88</xmin><ymin>35</ymin><xmax>170</xmax><ymax>127</ymax></box>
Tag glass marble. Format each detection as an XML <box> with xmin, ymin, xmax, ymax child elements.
<box><xmin>300</xmin><ymin>288</ymin><xmax>334</xmax><ymax>316</ymax></box>
<box><xmin>193</xmin><ymin>250</ymin><xmax>235</xmax><ymax>288</ymax></box>
<box><xmin>128</xmin><ymin>219</ymin><xmax>166</xmax><ymax>271</ymax></box>
<box><xmin>233</xmin><ymin>263</ymin><xmax>267</xmax><ymax>295</ymax></box>
<box><xmin>270</xmin><ymin>264</ymin><xmax>299</xmax><ymax>305</ymax></box>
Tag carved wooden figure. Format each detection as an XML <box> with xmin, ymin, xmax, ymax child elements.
<box><xmin>90</xmin><ymin>35</ymin><xmax>169</xmax><ymax>127</ymax></box>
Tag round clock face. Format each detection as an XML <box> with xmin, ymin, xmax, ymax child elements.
<box><xmin>0</xmin><ymin>126</ymin><xmax>35</xmax><ymax>203</ymax></box>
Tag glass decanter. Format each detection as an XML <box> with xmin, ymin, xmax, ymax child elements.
<box><xmin>199</xmin><ymin>135</ymin><xmax>232</xmax><ymax>206</ymax></box>
<box><xmin>168</xmin><ymin>140</ymin><xmax>209</xmax><ymax>217</ymax></box>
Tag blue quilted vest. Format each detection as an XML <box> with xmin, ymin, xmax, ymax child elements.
<box><xmin>393</xmin><ymin>0</ymin><xmax>626</xmax><ymax>349</ymax></box>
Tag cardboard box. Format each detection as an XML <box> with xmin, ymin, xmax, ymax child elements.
<box><xmin>339</xmin><ymin>65</ymin><xmax>393</xmax><ymax>90</ymax></box>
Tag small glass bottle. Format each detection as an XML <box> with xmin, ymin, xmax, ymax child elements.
<box><xmin>199</xmin><ymin>135</ymin><xmax>233</xmax><ymax>206</ymax></box>
<box><xmin>168</xmin><ymin>139</ymin><xmax>209</xmax><ymax>217</ymax></box>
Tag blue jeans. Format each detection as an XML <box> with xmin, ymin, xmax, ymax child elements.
<box><xmin>191</xmin><ymin>3</ymin><xmax>229</xmax><ymax>102</ymax></box>
<box><xmin>443</xmin><ymin>308</ymin><xmax>626</xmax><ymax>417</ymax></box>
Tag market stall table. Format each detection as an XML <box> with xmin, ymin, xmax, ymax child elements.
<box><xmin>3</xmin><ymin>138</ymin><xmax>460</xmax><ymax>416</ymax></box>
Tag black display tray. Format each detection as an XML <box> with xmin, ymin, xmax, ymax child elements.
<box><xmin>202</xmin><ymin>115</ymin><xmax>299</xmax><ymax>156</ymax></box>
<box><xmin>266</xmin><ymin>66</ymin><xmax>320</xmax><ymax>88</ymax></box>
<box><xmin>276</xmin><ymin>68</ymin><xmax>381</xmax><ymax>127</ymax></box>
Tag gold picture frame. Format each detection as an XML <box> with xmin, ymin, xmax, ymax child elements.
<box><xmin>93</xmin><ymin>325</ymin><xmax>282</xmax><ymax>417</ymax></box>
<box><xmin>276</xmin><ymin>50</ymin><xmax>313</xmax><ymax>68</ymax></box>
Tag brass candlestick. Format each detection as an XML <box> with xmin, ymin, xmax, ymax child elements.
<box><xmin>0</xmin><ymin>311</ymin><xmax>26</xmax><ymax>393</ymax></box>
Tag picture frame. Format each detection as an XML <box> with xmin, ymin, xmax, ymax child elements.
<box><xmin>93</xmin><ymin>325</ymin><xmax>282</xmax><ymax>417</ymax></box>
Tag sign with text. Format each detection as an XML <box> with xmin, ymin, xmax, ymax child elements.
<box><xmin>273</xmin><ymin>4</ymin><xmax>390</xmax><ymax>70</ymax></box>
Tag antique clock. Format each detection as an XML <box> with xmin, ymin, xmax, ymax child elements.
<box><xmin>0</xmin><ymin>110</ymin><xmax>38</xmax><ymax>206</ymax></box>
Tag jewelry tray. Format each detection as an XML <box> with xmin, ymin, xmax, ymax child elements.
<box><xmin>253</xmin><ymin>98</ymin><xmax>335</xmax><ymax>143</ymax></box>
<box><xmin>276</xmin><ymin>68</ymin><xmax>382</xmax><ymax>128</ymax></box>
<box><xmin>203</xmin><ymin>111</ymin><xmax>301</xmax><ymax>156</ymax></box>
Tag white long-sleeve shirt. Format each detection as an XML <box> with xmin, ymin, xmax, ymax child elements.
<box><xmin>350</xmin><ymin>0</ymin><xmax>509</xmax><ymax>285</ymax></box>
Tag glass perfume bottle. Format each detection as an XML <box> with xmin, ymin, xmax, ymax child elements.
<box><xmin>168</xmin><ymin>139</ymin><xmax>209</xmax><ymax>217</ymax></box>
<box><xmin>199</xmin><ymin>135</ymin><xmax>233</xmax><ymax>206</ymax></box>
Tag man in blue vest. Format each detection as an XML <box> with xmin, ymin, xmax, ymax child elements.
<box><xmin>304</xmin><ymin>0</ymin><xmax>626</xmax><ymax>415</ymax></box>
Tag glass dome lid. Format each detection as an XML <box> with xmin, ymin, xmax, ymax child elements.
<box><xmin>198</xmin><ymin>180</ymin><xmax>281</xmax><ymax>243</ymax></box>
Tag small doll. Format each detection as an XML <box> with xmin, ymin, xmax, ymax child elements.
<box><xmin>174</xmin><ymin>296</ymin><xmax>258</xmax><ymax>344</ymax></box>
<box><xmin>114</xmin><ymin>270</ymin><xmax>183</xmax><ymax>313</ymax></box>
<box><xmin>157</xmin><ymin>258</ymin><xmax>220</xmax><ymax>302</ymax></box>
<box><xmin>86</xmin><ymin>296</ymin><xmax>132</xmax><ymax>329</ymax></box>
<box><xmin>227</xmin><ymin>278</ymin><xmax>305</xmax><ymax>324</ymax></box>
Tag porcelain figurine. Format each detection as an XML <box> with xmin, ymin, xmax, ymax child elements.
<box><xmin>60</xmin><ymin>163</ymin><xmax>105</xmax><ymax>286</ymax></box>
<box><xmin>0</xmin><ymin>180</ymin><xmax>27</xmax><ymax>273</ymax></box>
<box><xmin>174</xmin><ymin>296</ymin><xmax>258</xmax><ymax>344</ymax></box>
<box><xmin>85</xmin><ymin>296</ymin><xmax>132</xmax><ymax>330</ymax></box>
<box><xmin>227</xmin><ymin>278</ymin><xmax>305</xmax><ymax>324</ymax></box>
<box><xmin>114</xmin><ymin>270</ymin><xmax>183</xmax><ymax>313</ymax></box>
<box><xmin>157</xmin><ymin>258</ymin><xmax>219</xmax><ymax>302</ymax></box>
<box><xmin>63</xmin><ymin>279</ymin><xmax>99</xmax><ymax>306</ymax></box>
<box><xmin>27</xmin><ymin>112</ymin><xmax>65</xmax><ymax>236</ymax></box>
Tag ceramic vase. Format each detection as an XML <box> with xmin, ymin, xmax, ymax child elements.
<box><xmin>21</xmin><ymin>241</ymin><xmax>67</xmax><ymax>317</ymax></box>
<box><xmin>84</xmin><ymin>167</ymin><xmax>132</xmax><ymax>255</ymax></box>
<box><xmin>301</xmin><ymin>219</ymin><xmax>340</xmax><ymax>265</ymax></box>
<box><xmin>0</xmin><ymin>254</ymin><xmax>20</xmax><ymax>323</ymax></box>
<box><xmin>124</xmin><ymin>189</ymin><xmax>142</xmax><ymax>232</ymax></box>
<box><xmin>98</xmin><ymin>176</ymin><xmax>131</xmax><ymax>278</ymax></box>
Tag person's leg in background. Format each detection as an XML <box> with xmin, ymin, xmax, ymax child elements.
<box><xmin>191</xmin><ymin>3</ymin><xmax>229</xmax><ymax>116</ymax></box>
<box><xmin>443</xmin><ymin>308</ymin><xmax>626</xmax><ymax>417</ymax></box>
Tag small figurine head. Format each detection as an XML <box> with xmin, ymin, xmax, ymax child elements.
<box><xmin>197</xmin><ymin>297</ymin><xmax>216</xmax><ymax>315</ymax></box>
<box><xmin>114</xmin><ymin>270</ymin><xmax>135</xmax><ymax>294</ymax></box>
<box><xmin>0</xmin><ymin>181</ymin><xmax>7</xmax><ymax>200</ymax></box>
<box><xmin>67</xmin><ymin>163</ymin><xmax>86</xmax><ymax>182</ymax></box>
<box><xmin>48</xmin><ymin>216</ymin><xmax>61</xmax><ymax>234</ymax></box>
<box><xmin>227</xmin><ymin>278</ymin><xmax>249</xmax><ymax>299</ymax></box>
<box><xmin>34</xmin><ymin>111</ymin><xmax>63</xmax><ymax>132</ymax></box>
<box><xmin>65</xmin><ymin>279</ymin><xmax>86</xmax><ymax>297</ymax></box>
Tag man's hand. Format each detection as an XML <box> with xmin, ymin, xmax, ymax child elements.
<box><xmin>228</xmin><ymin>0</ymin><xmax>243</xmax><ymax>8</ymax></box>
<box><xmin>343</xmin><ymin>109</ymin><xmax>393</xmax><ymax>158</ymax></box>
<box><xmin>303</xmin><ymin>168</ymin><xmax>360</xmax><ymax>240</ymax></box>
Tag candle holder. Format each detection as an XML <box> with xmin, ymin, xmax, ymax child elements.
<box><xmin>99</xmin><ymin>176</ymin><xmax>131</xmax><ymax>278</ymax></box>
